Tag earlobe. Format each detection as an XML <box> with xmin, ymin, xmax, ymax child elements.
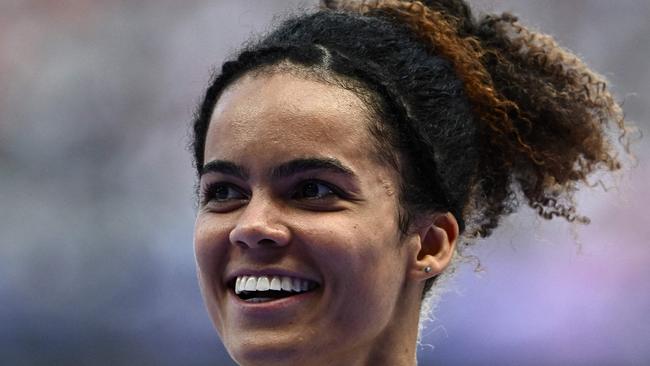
<box><xmin>408</xmin><ymin>212</ymin><xmax>459</xmax><ymax>281</ymax></box>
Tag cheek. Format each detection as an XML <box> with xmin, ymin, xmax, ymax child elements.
<box><xmin>301</xmin><ymin>213</ymin><xmax>405</xmax><ymax>322</ymax></box>
<box><xmin>194</xmin><ymin>214</ymin><xmax>231</xmax><ymax>281</ymax></box>
<box><xmin>329</xmin><ymin>224</ymin><xmax>403</xmax><ymax>289</ymax></box>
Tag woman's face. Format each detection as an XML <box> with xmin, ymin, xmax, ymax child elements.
<box><xmin>194</xmin><ymin>71</ymin><xmax>421</xmax><ymax>365</ymax></box>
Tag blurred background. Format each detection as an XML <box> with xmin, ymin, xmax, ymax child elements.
<box><xmin>1</xmin><ymin>0</ymin><xmax>648</xmax><ymax>365</ymax></box>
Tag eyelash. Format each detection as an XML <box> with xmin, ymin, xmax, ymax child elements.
<box><xmin>201</xmin><ymin>182</ymin><xmax>247</xmax><ymax>206</ymax></box>
<box><xmin>293</xmin><ymin>180</ymin><xmax>341</xmax><ymax>200</ymax></box>
<box><xmin>200</xmin><ymin>179</ymin><xmax>344</xmax><ymax>207</ymax></box>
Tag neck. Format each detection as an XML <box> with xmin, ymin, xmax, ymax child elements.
<box><xmin>364</xmin><ymin>294</ymin><xmax>421</xmax><ymax>366</ymax></box>
<box><xmin>320</xmin><ymin>283</ymin><xmax>424</xmax><ymax>366</ymax></box>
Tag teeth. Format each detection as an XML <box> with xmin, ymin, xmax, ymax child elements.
<box><xmin>281</xmin><ymin>277</ymin><xmax>293</xmax><ymax>291</ymax></box>
<box><xmin>237</xmin><ymin>276</ymin><xmax>246</xmax><ymax>293</ymax></box>
<box><xmin>256</xmin><ymin>276</ymin><xmax>270</xmax><ymax>291</ymax></box>
<box><xmin>270</xmin><ymin>277</ymin><xmax>281</xmax><ymax>291</ymax></box>
<box><xmin>245</xmin><ymin>277</ymin><xmax>256</xmax><ymax>291</ymax></box>
<box><xmin>234</xmin><ymin>275</ymin><xmax>318</xmax><ymax>295</ymax></box>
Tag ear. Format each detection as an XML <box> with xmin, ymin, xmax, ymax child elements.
<box><xmin>407</xmin><ymin>212</ymin><xmax>459</xmax><ymax>281</ymax></box>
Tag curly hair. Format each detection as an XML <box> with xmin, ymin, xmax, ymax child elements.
<box><xmin>192</xmin><ymin>0</ymin><xmax>629</xmax><ymax>295</ymax></box>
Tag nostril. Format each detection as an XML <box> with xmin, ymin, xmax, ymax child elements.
<box><xmin>258</xmin><ymin>238</ymin><xmax>276</xmax><ymax>246</ymax></box>
<box><xmin>232</xmin><ymin>235</ymin><xmax>288</xmax><ymax>249</ymax></box>
<box><xmin>229</xmin><ymin>224</ymin><xmax>291</xmax><ymax>248</ymax></box>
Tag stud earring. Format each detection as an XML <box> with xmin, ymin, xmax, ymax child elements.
<box><xmin>424</xmin><ymin>266</ymin><xmax>432</xmax><ymax>273</ymax></box>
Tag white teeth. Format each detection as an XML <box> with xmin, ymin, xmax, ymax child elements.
<box><xmin>233</xmin><ymin>275</ymin><xmax>318</xmax><ymax>295</ymax></box>
<box><xmin>270</xmin><ymin>277</ymin><xmax>282</xmax><ymax>291</ymax></box>
<box><xmin>281</xmin><ymin>277</ymin><xmax>293</xmax><ymax>291</ymax></box>
<box><xmin>256</xmin><ymin>276</ymin><xmax>270</xmax><ymax>291</ymax></box>
<box><xmin>245</xmin><ymin>277</ymin><xmax>257</xmax><ymax>291</ymax></box>
<box><xmin>238</xmin><ymin>276</ymin><xmax>248</xmax><ymax>293</ymax></box>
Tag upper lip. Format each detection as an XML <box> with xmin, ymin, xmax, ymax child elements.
<box><xmin>224</xmin><ymin>268</ymin><xmax>322</xmax><ymax>288</ymax></box>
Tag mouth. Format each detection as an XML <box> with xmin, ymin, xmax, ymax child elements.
<box><xmin>230</xmin><ymin>275</ymin><xmax>320</xmax><ymax>303</ymax></box>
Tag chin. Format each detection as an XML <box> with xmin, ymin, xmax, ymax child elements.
<box><xmin>225</xmin><ymin>332</ymin><xmax>314</xmax><ymax>366</ymax></box>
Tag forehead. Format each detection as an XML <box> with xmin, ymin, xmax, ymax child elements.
<box><xmin>204</xmin><ymin>71</ymin><xmax>378</xmax><ymax>169</ymax></box>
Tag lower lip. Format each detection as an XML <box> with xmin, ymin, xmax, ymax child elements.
<box><xmin>228</xmin><ymin>288</ymin><xmax>320</xmax><ymax>317</ymax></box>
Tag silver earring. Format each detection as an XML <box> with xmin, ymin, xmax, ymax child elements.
<box><xmin>424</xmin><ymin>266</ymin><xmax>432</xmax><ymax>273</ymax></box>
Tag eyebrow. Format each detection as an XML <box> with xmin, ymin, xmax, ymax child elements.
<box><xmin>200</xmin><ymin>157</ymin><xmax>357</xmax><ymax>182</ymax></box>
<box><xmin>200</xmin><ymin>160</ymin><xmax>249</xmax><ymax>180</ymax></box>
<box><xmin>270</xmin><ymin>157</ymin><xmax>356</xmax><ymax>180</ymax></box>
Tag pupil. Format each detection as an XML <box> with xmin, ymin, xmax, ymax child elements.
<box><xmin>303</xmin><ymin>183</ymin><xmax>318</xmax><ymax>197</ymax></box>
<box><xmin>215</xmin><ymin>185</ymin><xmax>228</xmax><ymax>199</ymax></box>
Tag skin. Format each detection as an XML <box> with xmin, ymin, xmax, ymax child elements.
<box><xmin>194</xmin><ymin>70</ymin><xmax>458</xmax><ymax>366</ymax></box>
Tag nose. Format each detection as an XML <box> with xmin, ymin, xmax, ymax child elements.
<box><xmin>229</xmin><ymin>196</ymin><xmax>290</xmax><ymax>249</ymax></box>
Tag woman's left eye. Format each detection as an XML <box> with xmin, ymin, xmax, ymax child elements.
<box><xmin>293</xmin><ymin>181</ymin><xmax>338</xmax><ymax>200</ymax></box>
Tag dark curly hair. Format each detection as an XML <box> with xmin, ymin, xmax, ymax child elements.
<box><xmin>191</xmin><ymin>0</ymin><xmax>629</xmax><ymax>295</ymax></box>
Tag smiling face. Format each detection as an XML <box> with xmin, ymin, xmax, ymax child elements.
<box><xmin>194</xmin><ymin>70</ymin><xmax>425</xmax><ymax>365</ymax></box>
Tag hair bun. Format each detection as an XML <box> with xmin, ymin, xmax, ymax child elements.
<box><xmin>419</xmin><ymin>0</ymin><xmax>475</xmax><ymax>34</ymax></box>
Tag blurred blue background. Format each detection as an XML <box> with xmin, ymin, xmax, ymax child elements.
<box><xmin>1</xmin><ymin>0</ymin><xmax>648</xmax><ymax>365</ymax></box>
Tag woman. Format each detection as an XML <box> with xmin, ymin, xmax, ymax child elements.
<box><xmin>191</xmin><ymin>1</ymin><xmax>629</xmax><ymax>365</ymax></box>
